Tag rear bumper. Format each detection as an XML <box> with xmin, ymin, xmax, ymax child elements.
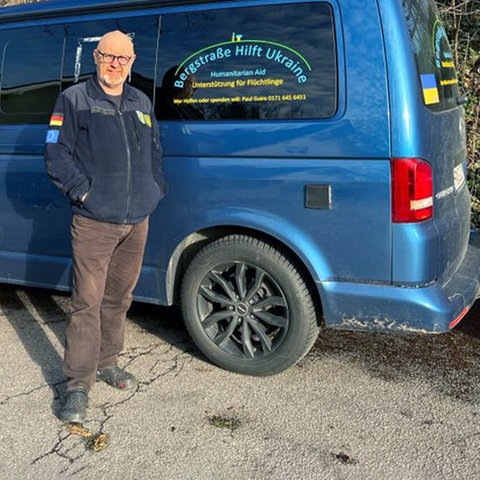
<box><xmin>319</xmin><ymin>230</ymin><xmax>480</xmax><ymax>333</ymax></box>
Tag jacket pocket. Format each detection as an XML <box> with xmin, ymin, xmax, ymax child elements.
<box><xmin>81</xmin><ymin>176</ymin><xmax>126</xmax><ymax>221</ymax></box>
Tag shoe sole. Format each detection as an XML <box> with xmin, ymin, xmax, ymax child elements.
<box><xmin>59</xmin><ymin>411</ymin><xmax>86</xmax><ymax>423</ymax></box>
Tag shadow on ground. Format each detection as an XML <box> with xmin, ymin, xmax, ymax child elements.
<box><xmin>2</xmin><ymin>285</ymin><xmax>479</xmax><ymax>406</ymax></box>
<box><xmin>129</xmin><ymin>296</ymin><xmax>480</xmax><ymax>405</ymax></box>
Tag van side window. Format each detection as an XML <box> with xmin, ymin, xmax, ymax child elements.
<box><xmin>62</xmin><ymin>17</ymin><xmax>159</xmax><ymax>102</ymax></box>
<box><xmin>401</xmin><ymin>0</ymin><xmax>459</xmax><ymax>111</ymax></box>
<box><xmin>0</xmin><ymin>26</ymin><xmax>64</xmax><ymax>124</ymax></box>
<box><xmin>155</xmin><ymin>2</ymin><xmax>336</xmax><ymax>120</ymax></box>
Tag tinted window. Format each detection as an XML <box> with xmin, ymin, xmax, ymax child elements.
<box><xmin>156</xmin><ymin>2</ymin><xmax>336</xmax><ymax>120</ymax></box>
<box><xmin>0</xmin><ymin>16</ymin><xmax>159</xmax><ymax>125</ymax></box>
<box><xmin>0</xmin><ymin>25</ymin><xmax>64</xmax><ymax>124</ymax></box>
<box><xmin>402</xmin><ymin>0</ymin><xmax>459</xmax><ymax>111</ymax></box>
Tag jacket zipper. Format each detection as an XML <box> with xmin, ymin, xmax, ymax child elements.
<box><xmin>118</xmin><ymin>109</ymin><xmax>132</xmax><ymax>223</ymax></box>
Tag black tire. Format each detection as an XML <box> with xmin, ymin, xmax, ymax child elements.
<box><xmin>180</xmin><ymin>235</ymin><xmax>320</xmax><ymax>376</ymax></box>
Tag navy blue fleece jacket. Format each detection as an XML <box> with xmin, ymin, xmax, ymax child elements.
<box><xmin>44</xmin><ymin>76</ymin><xmax>167</xmax><ymax>224</ymax></box>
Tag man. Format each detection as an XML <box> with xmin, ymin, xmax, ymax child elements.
<box><xmin>45</xmin><ymin>31</ymin><xmax>166</xmax><ymax>423</ymax></box>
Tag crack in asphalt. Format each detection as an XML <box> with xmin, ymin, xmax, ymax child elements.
<box><xmin>2</xmin><ymin>285</ymin><xmax>480</xmax><ymax>477</ymax></box>
<box><xmin>26</xmin><ymin>339</ymin><xmax>194</xmax><ymax>471</ymax></box>
<box><xmin>0</xmin><ymin>285</ymin><xmax>196</xmax><ymax>473</ymax></box>
<box><xmin>0</xmin><ymin>384</ymin><xmax>50</xmax><ymax>406</ymax></box>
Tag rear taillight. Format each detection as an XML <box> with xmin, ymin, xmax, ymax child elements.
<box><xmin>391</xmin><ymin>158</ymin><xmax>433</xmax><ymax>223</ymax></box>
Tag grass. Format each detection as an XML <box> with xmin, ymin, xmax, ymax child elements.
<box><xmin>207</xmin><ymin>415</ymin><xmax>241</xmax><ymax>431</ymax></box>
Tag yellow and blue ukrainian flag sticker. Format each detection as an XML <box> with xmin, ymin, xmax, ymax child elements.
<box><xmin>45</xmin><ymin>112</ymin><xmax>64</xmax><ymax>143</ymax></box>
<box><xmin>420</xmin><ymin>74</ymin><xmax>440</xmax><ymax>105</ymax></box>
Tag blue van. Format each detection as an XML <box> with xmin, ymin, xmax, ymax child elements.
<box><xmin>0</xmin><ymin>0</ymin><xmax>478</xmax><ymax>375</ymax></box>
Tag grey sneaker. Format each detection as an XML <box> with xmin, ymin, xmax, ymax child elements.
<box><xmin>96</xmin><ymin>366</ymin><xmax>137</xmax><ymax>390</ymax></box>
<box><xmin>59</xmin><ymin>389</ymin><xmax>88</xmax><ymax>423</ymax></box>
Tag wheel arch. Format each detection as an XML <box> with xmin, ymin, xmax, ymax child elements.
<box><xmin>166</xmin><ymin>225</ymin><xmax>324</xmax><ymax>322</ymax></box>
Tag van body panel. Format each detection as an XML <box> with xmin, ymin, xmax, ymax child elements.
<box><xmin>378</xmin><ymin>0</ymin><xmax>471</xmax><ymax>286</ymax></box>
<box><xmin>321</xmin><ymin>231</ymin><xmax>480</xmax><ymax>332</ymax></box>
<box><xmin>0</xmin><ymin>0</ymin><xmax>478</xmax><ymax>375</ymax></box>
<box><xmin>151</xmin><ymin>156</ymin><xmax>391</xmax><ymax>283</ymax></box>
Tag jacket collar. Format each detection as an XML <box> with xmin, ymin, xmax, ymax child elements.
<box><xmin>86</xmin><ymin>75</ymin><xmax>139</xmax><ymax>102</ymax></box>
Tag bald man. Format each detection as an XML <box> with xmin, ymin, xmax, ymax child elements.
<box><xmin>45</xmin><ymin>31</ymin><xmax>167</xmax><ymax>423</ymax></box>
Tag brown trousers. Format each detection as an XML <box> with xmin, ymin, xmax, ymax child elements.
<box><xmin>64</xmin><ymin>214</ymin><xmax>148</xmax><ymax>392</ymax></box>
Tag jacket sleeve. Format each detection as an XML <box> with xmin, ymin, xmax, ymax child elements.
<box><xmin>151</xmin><ymin>107</ymin><xmax>168</xmax><ymax>195</ymax></box>
<box><xmin>44</xmin><ymin>92</ymin><xmax>90</xmax><ymax>203</ymax></box>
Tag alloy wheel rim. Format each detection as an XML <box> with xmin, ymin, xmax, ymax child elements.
<box><xmin>196</xmin><ymin>261</ymin><xmax>289</xmax><ymax>359</ymax></box>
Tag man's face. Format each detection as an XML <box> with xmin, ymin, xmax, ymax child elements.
<box><xmin>94</xmin><ymin>32</ymin><xmax>135</xmax><ymax>93</ymax></box>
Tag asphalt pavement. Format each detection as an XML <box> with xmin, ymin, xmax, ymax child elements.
<box><xmin>1</xmin><ymin>284</ymin><xmax>479</xmax><ymax>480</ymax></box>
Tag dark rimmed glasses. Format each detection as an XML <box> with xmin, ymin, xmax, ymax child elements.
<box><xmin>95</xmin><ymin>49</ymin><xmax>133</xmax><ymax>66</ymax></box>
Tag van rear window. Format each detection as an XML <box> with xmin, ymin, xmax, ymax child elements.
<box><xmin>155</xmin><ymin>2</ymin><xmax>337</xmax><ymax>120</ymax></box>
<box><xmin>401</xmin><ymin>0</ymin><xmax>459</xmax><ymax>111</ymax></box>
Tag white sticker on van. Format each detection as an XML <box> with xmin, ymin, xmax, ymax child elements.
<box><xmin>454</xmin><ymin>163</ymin><xmax>466</xmax><ymax>191</ymax></box>
<box><xmin>436</xmin><ymin>186</ymin><xmax>454</xmax><ymax>199</ymax></box>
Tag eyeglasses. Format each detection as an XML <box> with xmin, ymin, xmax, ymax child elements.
<box><xmin>95</xmin><ymin>49</ymin><xmax>133</xmax><ymax>66</ymax></box>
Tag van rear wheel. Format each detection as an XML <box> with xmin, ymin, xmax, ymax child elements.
<box><xmin>180</xmin><ymin>235</ymin><xmax>319</xmax><ymax>376</ymax></box>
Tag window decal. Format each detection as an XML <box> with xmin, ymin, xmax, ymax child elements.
<box><xmin>156</xmin><ymin>3</ymin><xmax>336</xmax><ymax>120</ymax></box>
<box><xmin>171</xmin><ymin>33</ymin><xmax>313</xmax><ymax>108</ymax></box>
<box><xmin>175</xmin><ymin>33</ymin><xmax>312</xmax><ymax>86</ymax></box>
<box><xmin>432</xmin><ymin>20</ymin><xmax>458</xmax><ymax>87</ymax></box>
<box><xmin>420</xmin><ymin>74</ymin><xmax>439</xmax><ymax>105</ymax></box>
<box><xmin>401</xmin><ymin>0</ymin><xmax>459</xmax><ymax>111</ymax></box>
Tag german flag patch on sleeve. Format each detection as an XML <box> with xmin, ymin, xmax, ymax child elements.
<box><xmin>49</xmin><ymin>113</ymin><xmax>64</xmax><ymax>127</ymax></box>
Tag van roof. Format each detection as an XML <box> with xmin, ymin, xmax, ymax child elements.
<box><xmin>0</xmin><ymin>0</ymin><xmax>232</xmax><ymax>22</ymax></box>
